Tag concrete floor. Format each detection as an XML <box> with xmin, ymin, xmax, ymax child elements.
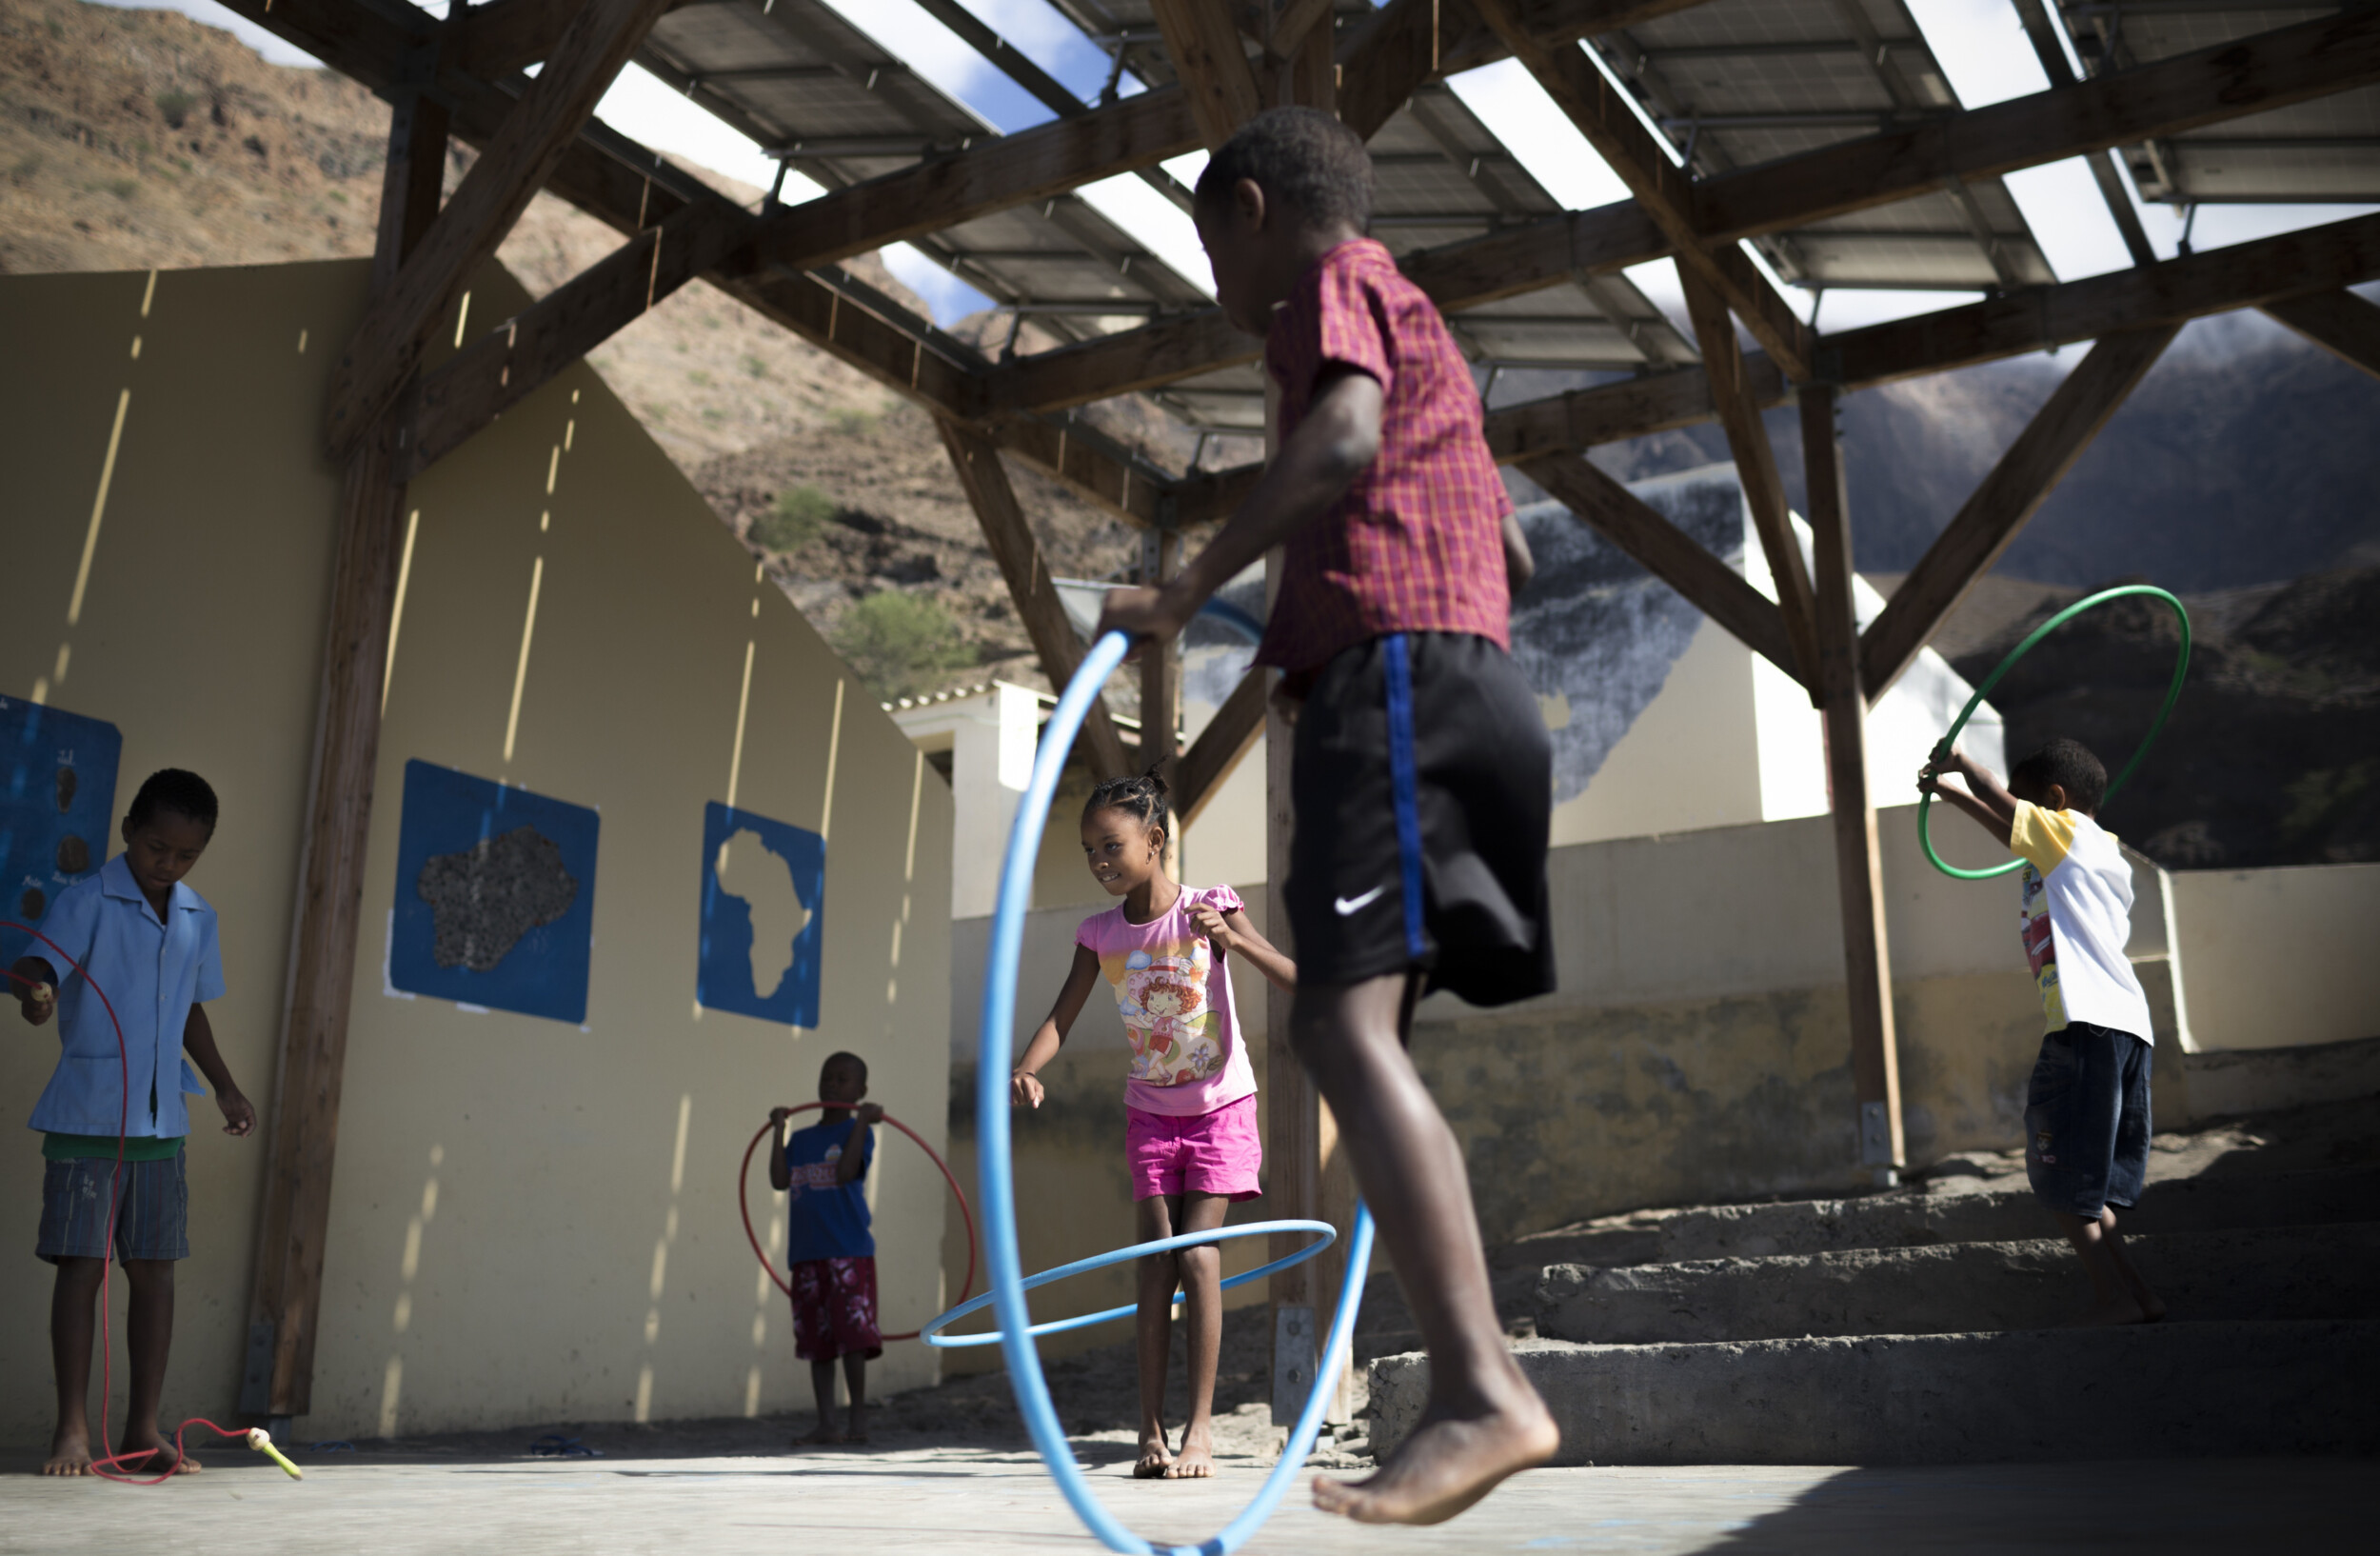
<box><xmin>0</xmin><ymin>1449</ymin><xmax>2365</xmax><ymax>1554</ymax></box>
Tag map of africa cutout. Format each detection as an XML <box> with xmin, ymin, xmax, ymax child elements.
<box><xmin>697</xmin><ymin>802</ymin><xmax>823</xmax><ymax>1027</ymax></box>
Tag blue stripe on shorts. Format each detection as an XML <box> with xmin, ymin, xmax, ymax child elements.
<box><xmin>37</xmin><ymin>1148</ymin><xmax>189</xmax><ymax>1264</ymax></box>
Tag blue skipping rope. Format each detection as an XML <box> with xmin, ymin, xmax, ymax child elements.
<box><xmin>969</xmin><ymin>628</ymin><xmax>1377</xmax><ymax>1556</ymax></box>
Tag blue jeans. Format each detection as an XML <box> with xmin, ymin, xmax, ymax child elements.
<box><xmin>2023</xmin><ymin>1022</ymin><xmax>2152</xmax><ymax>1220</ymax></box>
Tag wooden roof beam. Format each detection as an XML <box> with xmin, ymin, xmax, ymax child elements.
<box><xmin>218</xmin><ymin>2</ymin><xmax>1182</xmax><ymax>524</ymax></box>
<box><xmin>999</xmin><ymin>199</ymin><xmax>1667</xmax><ymax>412</ymax></box>
<box><xmin>2260</xmin><ymin>289</ymin><xmax>2380</xmax><ymax>382</ymax></box>
<box><xmin>1676</xmin><ymin>267</ymin><xmax>1821</xmax><ymax>691</ymax></box>
<box><xmin>1857</xmin><ymin>324</ymin><xmax>2179</xmax><ymax>702</ymax></box>
<box><xmin>1175</xmin><ymin>668</ymin><xmax>1268</xmax><ymax>828</ymax></box>
<box><xmin>937</xmin><ymin>417</ymin><xmax>1133</xmax><ymax>780</ymax></box>
<box><xmin>1470</xmin><ymin>0</ymin><xmax>1812</xmax><ymax>378</ymax></box>
<box><xmin>1520</xmin><ymin>451</ymin><xmax>1803</xmax><ymax>688</ymax></box>
<box><xmin>1171</xmin><ymin>209</ymin><xmax>2380</xmax><ymax>526</ymax></box>
<box><xmin>745</xmin><ymin>87</ymin><xmax>1202</xmax><ymax>274</ymax></box>
<box><xmin>1696</xmin><ymin>8</ymin><xmax>2380</xmax><ymax>246</ymax></box>
<box><xmin>1002</xmin><ymin>7</ymin><xmax>2380</xmax><ymax>415</ymax></box>
<box><xmin>448</xmin><ymin>0</ymin><xmax>702</xmax><ymax>77</ymax></box>
<box><xmin>324</xmin><ymin>0</ymin><xmax>677</xmax><ymax>458</ymax></box>
<box><xmin>1154</xmin><ymin>0</ymin><xmax>1268</xmax><ymax>150</ymax></box>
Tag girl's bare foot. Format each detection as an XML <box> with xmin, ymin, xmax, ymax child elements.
<box><xmin>41</xmin><ymin>1426</ymin><xmax>92</xmax><ymax>1477</ymax></box>
<box><xmin>1312</xmin><ymin>1399</ymin><xmax>1557</xmax><ymax>1526</ymax></box>
<box><xmin>1164</xmin><ymin>1426</ymin><xmax>1215</xmax><ymax>1480</ymax></box>
<box><xmin>1132</xmin><ymin>1430</ymin><xmax>1173</xmax><ymax>1479</ymax></box>
<box><xmin>797</xmin><ymin>1422</ymin><xmax>843</xmax><ymax>1446</ymax></box>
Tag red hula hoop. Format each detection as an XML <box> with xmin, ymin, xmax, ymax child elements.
<box><xmin>740</xmin><ymin>1103</ymin><xmax>978</xmax><ymax>1342</ymax></box>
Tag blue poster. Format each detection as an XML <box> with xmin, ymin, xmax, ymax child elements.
<box><xmin>389</xmin><ymin>761</ymin><xmax>599</xmax><ymax>1024</ymax></box>
<box><xmin>697</xmin><ymin>802</ymin><xmax>824</xmax><ymax>1028</ymax></box>
<box><xmin>0</xmin><ymin>698</ymin><xmax>121</xmax><ymax>964</ymax></box>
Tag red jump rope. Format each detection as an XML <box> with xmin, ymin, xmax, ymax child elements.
<box><xmin>5</xmin><ymin>920</ymin><xmax>300</xmax><ymax>1484</ymax></box>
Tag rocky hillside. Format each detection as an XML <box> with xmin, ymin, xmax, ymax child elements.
<box><xmin>0</xmin><ymin>0</ymin><xmax>1136</xmax><ymax>693</ymax></box>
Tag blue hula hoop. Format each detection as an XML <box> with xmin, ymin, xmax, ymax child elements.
<box><xmin>953</xmin><ymin>628</ymin><xmax>1378</xmax><ymax>1556</ymax></box>
<box><xmin>920</xmin><ymin>1218</ymin><xmax>1335</xmax><ymax>1348</ymax></box>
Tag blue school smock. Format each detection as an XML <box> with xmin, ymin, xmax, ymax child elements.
<box><xmin>23</xmin><ymin>853</ymin><xmax>223</xmax><ymax>1139</ymax></box>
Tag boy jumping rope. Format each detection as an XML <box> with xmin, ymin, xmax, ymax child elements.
<box><xmin>13</xmin><ymin>768</ymin><xmax>256</xmax><ymax>1476</ymax></box>
<box><xmin>1097</xmin><ymin>108</ymin><xmax>1555</xmax><ymax>1526</ymax></box>
<box><xmin>769</xmin><ymin>1050</ymin><xmax>883</xmax><ymax>1445</ymax></box>
<box><xmin>1922</xmin><ymin>739</ymin><xmax>2166</xmax><ymax>1326</ymax></box>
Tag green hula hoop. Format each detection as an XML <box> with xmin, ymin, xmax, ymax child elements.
<box><xmin>1919</xmin><ymin>584</ymin><xmax>2191</xmax><ymax>881</ymax></box>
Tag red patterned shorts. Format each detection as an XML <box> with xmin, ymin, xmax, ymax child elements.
<box><xmin>789</xmin><ymin>1255</ymin><xmax>882</xmax><ymax>1362</ymax></box>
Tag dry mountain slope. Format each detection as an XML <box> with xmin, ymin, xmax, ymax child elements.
<box><xmin>0</xmin><ymin>0</ymin><xmax>1140</xmax><ymax>693</ymax></box>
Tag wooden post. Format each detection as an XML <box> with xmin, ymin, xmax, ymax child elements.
<box><xmin>1266</xmin><ymin>7</ymin><xmax>1354</xmax><ymax>1428</ymax></box>
<box><xmin>1801</xmin><ymin>381</ymin><xmax>1903</xmax><ymax>1182</ymax></box>
<box><xmin>1140</xmin><ymin>530</ymin><xmax>1180</xmax><ymax>773</ymax></box>
<box><xmin>1261</xmin><ymin>604</ymin><xmax>1320</xmax><ymax>1423</ymax></box>
<box><xmin>242</xmin><ymin>85</ymin><xmax>446</xmax><ymax>1423</ymax></box>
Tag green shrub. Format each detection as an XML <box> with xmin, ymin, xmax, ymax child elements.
<box><xmin>741</xmin><ymin>353</ymin><xmax>768</xmax><ymax>379</ymax></box>
<box><xmin>831</xmin><ymin>407</ymin><xmax>881</xmax><ymax>437</ymax></box>
<box><xmin>154</xmin><ymin>90</ymin><xmax>197</xmax><ymax>129</ymax></box>
<box><xmin>685</xmin><ymin>368</ymin><xmax>711</xmax><ymax>387</ymax></box>
<box><xmin>833</xmin><ymin>591</ymin><xmax>973</xmax><ymax>702</ymax></box>
<box><xmin>750</xmin><ymin>484</ymin><xmax>834</xmax><ymax>552</ymax></box>
<box><xmin>106</xmin><ymin>177</ymin><xmax>138</xmax><ymax>200</ymax></box>
<box><xmin>10</xmin><ymin>152</ymin><xmax>43</xmax><ymax>182</ymax></box>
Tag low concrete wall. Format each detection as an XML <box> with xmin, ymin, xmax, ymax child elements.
<box><xmin>949</xmin><ymin>803</ymin><xmax>2193</xmax><ymax>1279</ymax></box>
<box><xmin>2170</xmin><ymin>864</ymin><xmax>2380</xmax><ymax>1052</ymax></box>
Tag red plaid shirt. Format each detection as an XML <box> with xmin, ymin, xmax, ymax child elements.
<box><xmin>1255</xmin><ymin>238</ymin><xmax>1513</xmax><ymax>675</ymax></box>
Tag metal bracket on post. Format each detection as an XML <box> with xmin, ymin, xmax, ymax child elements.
<box><xmin>1860</xmin><ymin>1100</ymin><xmax>1898</xmax><ymax>1186</ymax></box>
<box><xmin>239</xmin><ymin>1318</ymin><xmax>277</xmax><ymax>1417</ymax></box>
<box><xmin>1271</xmin><ymin>1304</ymin><xmax>1317</xmax><ymax>1427</ymax></box>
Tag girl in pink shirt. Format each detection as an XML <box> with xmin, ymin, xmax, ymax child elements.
<box><xmin>1011</xmin><ymin>770</ymin><xmax>1296</xmax><ymax>1481</ymax></box>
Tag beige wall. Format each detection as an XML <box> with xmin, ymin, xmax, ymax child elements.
<box><xmin>1</xmin><ymin>260</ymin><xmax>952</xmax><ymax>1448</ymax></box>
<box><xmin>954</xmin><ymin>801</ymin><xmax>2195</xmax><ymax>1260</ymax></box>
<box><xmin>2170</xmin><ymin>864</ymin><xmax>2380</xmax><ymax>1051</ymax></box>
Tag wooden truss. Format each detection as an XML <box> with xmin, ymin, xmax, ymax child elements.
<box><xmin>213</xmin><ymin>0</ymin><xmax>2380</xmax><ymax>1418</ymax></box>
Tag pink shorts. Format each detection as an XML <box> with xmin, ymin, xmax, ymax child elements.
<box><xmin>1127</xmin><ymin>1094</ymin><xmax>1263</xmax><ymax>1202</ymax></box>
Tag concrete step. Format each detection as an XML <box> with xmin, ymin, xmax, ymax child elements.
<box><xmin>1534</xmin><ymin>1223</ymin><xmax>2380</xmax><ymax>1345</ymax></box>
<box><xmin>1369</xmin><ymin>1321</ymin><xmax>2380</xmax><ymax>1467</ymax></box>
<box><xmin>1498</xmin><ymin>1163</ymin><xmax>2380</xmax><ymax>1269</ymax></box>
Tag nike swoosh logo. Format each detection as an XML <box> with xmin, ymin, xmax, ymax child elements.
<box><xmin>1334</xmin><ymin>886</ymin><xmax>1386</xmax><ymax>916</ymax></box>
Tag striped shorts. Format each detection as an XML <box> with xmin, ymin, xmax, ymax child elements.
<box><xmin>36</xmin><ymin>1149</ymin><xmax>189</xmax><ymax>1264</ymax></box>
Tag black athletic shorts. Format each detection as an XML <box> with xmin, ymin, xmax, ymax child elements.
<box><xmin>1283</xmin><ymin>632</ymin><xmax>1555</xmax><ymax>1007</ymax></box>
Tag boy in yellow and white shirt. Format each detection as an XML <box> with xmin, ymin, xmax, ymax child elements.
<box><xmin>1923</xmin><ymin>738</ymin><xmax>2166</xmax><ymax>1327</ymax></box>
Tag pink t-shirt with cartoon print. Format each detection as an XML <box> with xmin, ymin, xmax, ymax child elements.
<box><xmin>1076</xmin><ymin>884</ymin><xmax>1260</xmax><ymax>1118</ymax></box>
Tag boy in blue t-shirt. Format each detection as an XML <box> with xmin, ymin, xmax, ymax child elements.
<box><xmin>11</xmin><ymin>769</ymin><xmax>256</xmax><ymax>1476</ymax></box>
<box><xmin>768</xmin><ymin>1050</ymin><xmax>881</xmax><ymax>1445</ymax></box>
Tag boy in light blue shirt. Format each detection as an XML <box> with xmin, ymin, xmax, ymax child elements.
<box><xmin>12</xmin><ymin>769</ymin><xmax>255</xmax><ymax>1476</ymax></box>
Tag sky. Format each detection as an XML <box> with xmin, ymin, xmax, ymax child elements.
<box><xmin>90</xmin><ymin>0</ymin><xmax>2377</xmax><ymax>335</ymax></box>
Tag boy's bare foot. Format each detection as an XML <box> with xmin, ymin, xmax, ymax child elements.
<box><xmin>1312</xmin><ymin>1399</ymin><xmax>1557</xmax><ymax>1526</ymax></box>
<box><xmin>796</xmin><ymin>1422</ymin><xmax>843</xmax><ymax>1446</ymax></box>
<box><xmin>1132</xmin><ymin>1431</ymin><xmax>1173</xmax><ymax>1479</ymax></box>
<box><xmin>1164</xmin><ymin>1426</ymin><xmax>1214</xmax><ymax>1480</ymax></box>
<box><xmin>2062</xmin><ymin>1292</ymin><xmax>2148</xmax><ymax>1327</ymax></box>
<box><xmin>843</xmin><ymin>1407</ymin><xmax>868</xmax><ymax>1445</ymax></box>
<box><xmin>41</xmin><ymin>1426</ymin><xmax>92</xmax><ymax>1476</ymax></box>
<box><xmin>110</xmin><ymin>1434</ymin><xmax>198</xmax><ymax>1475</ymax></box>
